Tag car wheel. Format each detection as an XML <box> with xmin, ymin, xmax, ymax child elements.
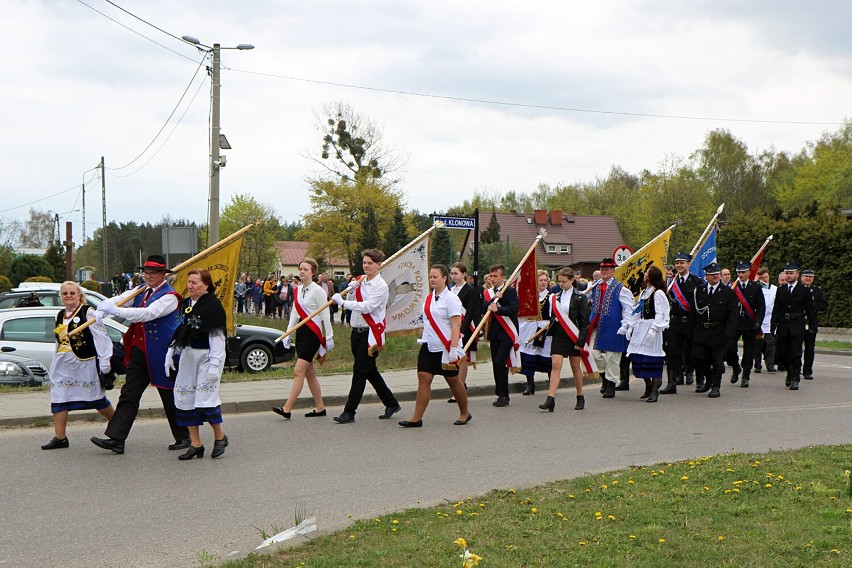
<box><xmin>241</xmin><ymin>343</ymin><xmax>272</xmax><ymax>373</ymax></box>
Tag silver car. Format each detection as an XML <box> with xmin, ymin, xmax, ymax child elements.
<box><xmin>0</xmin><ymin>352</ymin><xmax>49</xmax><ymax>386</ymax></box>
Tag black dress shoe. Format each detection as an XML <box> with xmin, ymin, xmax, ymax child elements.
<box><xmin>333</xmin><ymin>413</ymin><xmax>355</xmax><ymax>424</ymax></box>
<box><xmin>538</xmin><ymin>396</ymin><xmax>555</xmax><ymax>412</ymax></box>
<box><xmin>379</xmin><ymin>404</ymin><xmax>402</xmax><ymax>419</ymax></box>
<box><xmin>695</xmin><ymin>383</ymin><xmax>711</xmax><ymax>393</ymax></box>
<box><xmin>398</xmin><ymin>420</ymin><xmax>422</xmax><ymax>428</ymax></box>
<box><xmin>708</xmin><ymin>387</ymin><xmax>720</xmax><ymax>398</ymax></box>
<box><xmin>211</xmin><ymin>435</ymin><xmax>229</xmax><ymax>458</ymax></box>
<box><xmin>447</xmin><ymin>397</ymin><xmax>456</xmax><ymax>403</ymax></box>
<box><xmin>754</xmin><ymin>367</ymin><xmax>762</xmax><ymax>374</ymax></box>
<box><xmin>91</xmin><ymin>436</ymin><xmax>125</xmax><ymax>454</ymax></box>
<box><xmin>766</xmin><ymin>365</ymin><xmax>777</xmax><ymax>373</ymax></box>
<box><xmin>168</xmin><ymin>438</ymin><xmax>192</xmax><ymax>451</ymax></box>
<box><xmin>803</xmin><ymin>375</ymin><xmax>813</xmax><ymax>380</ymax></box>
<box><xmin>685</xmin><ymin>373</ymin><xmax>694</xmax><ymax>385</ymax></box>
<box><xmin>574</xmin><ymin>395</ymin><xmax>585</xmax><ymax>410</ymax></box>
<box><xmin>453</xmin><ymin>414</ymin><xmax>472</xmax><ymax>425</ymax></box>
<box><xmin>492</xmin><ymin>397</ymin><xmax>510</xmax><ymax>407</ymax></box>
<box><xmin>789</xmin><ymin>380</ymin><xmax>799</xmax><ymax>390</ymax></box>
<box><xmin>614</xmin><ymin>381</ymin><xmax>629</xmax><ymax>391</ymax></box>
<box><xmin>178</xmin><ymin>445</ymin><xmax>205</xmax><ymax>460</ymax></box>
<box><xmin>272</xmin><ymin>407</ymin><xmax>292</xmax><ymax>419</ymax></box>
<box><xmin>41</xmin><ymin>437</ymin><xmax>69</xmax><ymax>450</ymax></box>
<box><xmin>305</xmin><ymin>409</ymin><xmax>326</xmax><ymax>417</ymax></box>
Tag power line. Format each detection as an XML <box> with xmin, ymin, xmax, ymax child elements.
<box><xmin>0</xmin><ymin>185</ymin><xmax>82</xmax><ymax>214</ymax></box>
<box><xmin>225</xmin><ymin>66</ymin><xmax>844</xmax><ymax>127</ymax></box>
<box><xmin>75</xmin><ymin>0</ymin><xmax>197</xmax><ymax>63</ymax></box>
<box><xmin>102</xmin><ymin>0</ymin><xmax>187</xmax><ymax>44</ymax></box>
<box><xmin>107</xmin><ymin>57</ymin><xmax>207</xmax><ymax>171</ymax></box>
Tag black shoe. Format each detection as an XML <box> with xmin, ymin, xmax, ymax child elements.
<box><xmin>614</xmin><ymin>381</ymin><xmax>629</xmax><ymax>391</ymax></box>
<box><xmin>803</xmin><ymin>375</ymin><xmax>813</xmax><ymax>381</ymax></box>
<box><xmin>754</xmin><ymin>367</ymin><xmax>762</xmax><ymax>374</ymax></box>
<box><xmin>398</xmin><ymin>420</ymin><xmax>422</xmax><ymax>428</ymax></box>
<box><xmin>538</xmin><ymin>396</ymin><xmax>555</xmax><ymax>412</ymax></box>
<box><xmin>304</xmin><ymin>409</ymin><xmax>326</xmax><ymax>417</ymax></box>
<box><xmin>41</xmin><ymin>437</ymin><xmax>69</xmax><ymax>450</ymax></box>
<box><xmin>599</xmin><ymin>374</ymin><xmax>608</xmax><ymax>394</ymax></box>
<box><xmin>766</xmin><ymin>365</ymin><xmax>777</xmax><ymax>373</ymax></box>
<box><xmin>168</xmin><ymin>438</ymin><xmax>192</xmax><ymax>451</ymax></box>
<box><xmin>333</xmin><ymin>412</ymin><xmax>355</xmax><ymax>424</ymax></box>
<box><xmin>211</xmin><ymin>435</ymin><xmax>229</xmax><ymax>458</ymax></box>
<box><xmin>493</xmin><ymin>397</ymin><xmax>510</xmax><ymax>407</ymax></box>
<box><xmin>447</xmin><ymin>398</ymin><xmax>456</xmax><ymax>403</ymax></box>
<box><xmin>522</xmin><ymin>378</ymin><xmax>535</xmax><ymax>396</ymax></box>
<box><xmin>91</xmin><ymin>437</ymin><xmax>124</xmax><ymax>454</ymax></box>
<box><xmin>379</xmin><ymin>404</ymin><xmax>402</xmax><ymax>419</ymax></box>
<box><xmin>730</xmin><ymin>367</ymin><xmax>740</xmax><ymax>384</ymax></box>
<box><xmin>675</xmin><ymin>375</ymin><xmax>685</xmax><ymax>386</ymax></box>
<box><xmin>574</xmin><ymin>395</ymin><xmax>585</xmax><ymax>410</ymax></box>
<box><xmin>785</xmin><ymin>377</ymin><xmax>792</xmax><ymax>387</ymax></box>
<box><xmin>695</xmin><ymin>382</ymin><xmax>711</xmax><ymax>393</ymax></box>
<box><xmin>789</xmin><ymin>380</ymin><xmax>799</xmax><ymax>390</ymax></box>
<box><xmin>640</xmin><ymin>380</ymin><xmax>652</xmax><ymax>400</ymax></box>
<box><xmin>685</xmin><ymin>372</ymin><xmax>694</xmax><ymax>385</ymax></box>
<box><xmin>741</xmin><ymin>378</ymin><xmax>749</xmax><ymax>388</ymax></box>
<box><xmin>602</xmin><ymin>381</ymin><xmax>615</xmax><ymax>398</ymax></box>
<box><xmin>659</xmin><ymin>382</ymin><xmax>677</xmax><ymax>395</ymax></box>
<box><xmin>272</xmin><ymin>407</ymin><xmax>292</xmax><ymax>419</ymax></box>
<box><xmin>453</xmin><ymin>414</ymin><xmax>473</xmax><ymax>425</ymax></box>
<box><xmin>178</xmin><ymin>445</ymin><xmax>205</xmax><ymax>460</ymax></box>
<box><xmin>708</xmin><ymin>387</ymin><xmax>721</xmax><ymax>398</ymax></box>
<box><xmin>647</xmin><ymin>378</ymin><xmax>661</xmax><ymax>402</ymax></box>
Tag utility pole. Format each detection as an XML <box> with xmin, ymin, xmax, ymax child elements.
<box><xmin>209</xmin><ymin>43</ymin><xmax>221</xmax><ymax>245</ymax></box>
<box><xmin>101</xmin><ymin>156</ymin><xmax>107</xmax><ymax>281</ymax></box>
<box><xmin>81</xmin><ymin>181</ymin><xmax>86</xmax><ymax>245</ymax></box>
<box><xmin>64</xmin><ymin>222</ymin><xmax>73</xmax><ymax>281</ymax></box>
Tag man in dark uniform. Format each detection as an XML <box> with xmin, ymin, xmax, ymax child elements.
<box><xmin>800</xmin><ymin>268</ymin><xmax>828</xmax><ymax>381</ymax></box>
<box><xmin>483</xmin><ymin>264</ymin><xmax>520</xmax><ymax>407</ymax></box>
<box><xmin>660</xmin><ymin>252</ymin><xmax>702</xmax><ymax>394</ymax></box>
<box><xmin>691</xmin><ymin>263</ymin><xmax>738</xmax><ymax>398</ymax></box>
<box><xmin>726</xmin><ymin>261</ymin><xmax>766</xmax><ymax>388</ymax></box>
<box><xmin>91</xmin><ymin>255</ymin><xmax>189</xmax><ymax>454</ymax></box>
<box><xmin>771</xmin><ymin>262</ymin><xmax>816</xmax><ymax>391</ymax></box>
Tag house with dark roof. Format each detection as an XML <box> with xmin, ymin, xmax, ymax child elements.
<box><xmin>274</xmin><ymin>241</ymin><xmax>350</xmax><ymax>278</ymax></box>
<box><xmin>468</xmin><ymin>210</ymin><xmax>626</xmax><ymax>278</ymax></box>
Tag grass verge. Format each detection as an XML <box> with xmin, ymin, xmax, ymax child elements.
<box><xmin>223</xmin><ymin>445</ymin><xmax>851</xmax><ymax>567</ymax></box>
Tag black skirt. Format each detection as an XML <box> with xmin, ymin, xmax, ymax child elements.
<box><xmin>417</xmin><ymin>344</ymin><xmax>460</xmax><ymax>377</ymax></box>
<box><xmin>295</xmin><ymin>325</ymin><xmax>322</xmax><ymax>362</ymax></box>
<box><xmin>550</xmin><ymin>325</ymin><xmax>581</xmax><ymax>357</ymax></box>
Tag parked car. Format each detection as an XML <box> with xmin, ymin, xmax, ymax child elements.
<box><xmin>0</xmin><ymin>352</ymin><xmax>50</xmax><ymax>386</ymax></box>
<box><xmin>0</xmin><ymin>287</ymin><xmax>110</xmax><ymax>309</ymax></box>
<box><xmin>0</xmin><ymin>307</ymin><xmax>292</xmax><ymax>373</ymax></box>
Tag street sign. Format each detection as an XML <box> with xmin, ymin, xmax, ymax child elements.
<box><xmin>613</xmin><ymin>245</ymin><xmax>634</xmax><ymax>266</ymax></box>
<box><xmin>433</xmin><ymin>216</ymin><xmax>476</xmax><ymax>230</ymax></box>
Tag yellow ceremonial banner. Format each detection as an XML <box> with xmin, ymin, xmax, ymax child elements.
<box><xmin>170</xmin><ymin>235</ymin><xmax>245</xmax><ymax>335</ymax></box>
<box><xmin>614</xmin><ymin>227</ymin><xmax>672</xmax><ymax>298</ymax></box>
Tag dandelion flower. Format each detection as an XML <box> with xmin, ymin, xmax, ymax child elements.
<box><xmin>658</xmin><ymin>538</ymin><xmax>666</xmax><ymax>544</ymax></box>
<box><xmin>765</xmin><ymin>483</ymin><xmax>772</xmax><ymax>488</ymax></box>
<box><xmin>629</xmin><ymin>535</ymin><xmax>636</xmax><ymax>539</ymax></box>
<box><xmin>607</xmin><ymin>515</ymin><xmax>616</xmax><ymax>520</ymax></box>
<box><xmin>456</xmin><ymin>510</ymin><xmax>463</xmax><ymax>515</ymax></box>
<box><xmin>718</xmin><ymin>536</ymin><xmax>725</xmax><ymax>541</ymax></box>
<box><xmin>681</xmin><ymin>475</ymin><xmax>689</xmax><ymax>481</ymax></box>
<box><xmin>391</xmin><ymin>528</ymin><xmax>397</xmax><ymax>533</ymax></box>
<box><xmin>578</xmin><ymin>541</ymin><xmax>587</xmax><ymax>546</ymax></box>
<box><xmin>557</xmin><ymin>512</ymin><xmax>564</xmax><ymax>518</ymax></box>
<box><xmin>454</xmin><ymin>538</ymin><xmax>467</xmax><ymax>548</ymax></box>
<box><xmin>568</xmin><ymin>494</ymin><xmax>575</xmax><ymax>499</ymax></box>
<box><xmin>349</xmin><ymin>534</ymin><xmax>355</xmax><ymax>539</ymax></box>
<box><xmin>531</xmin><ymin>507</ymin><xmax>537</xmax><ymax>513</ymax></box>
<box><xmin>392</xmin><ymin>519</ymin><xmax>399</xmax><ymax>525</ymax></box>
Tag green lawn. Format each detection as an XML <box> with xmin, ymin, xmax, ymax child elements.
<box><xmin>221</xmin><ymin>445</ymin><xmax>851</xmax><ymax>567</ymax></box>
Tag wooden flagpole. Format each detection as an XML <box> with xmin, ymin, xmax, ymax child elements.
<box><xmin>70</xmin><ymin>223</ymin><xmax>255</xmax><ymax>336</ymax></box>
<box><xmin>750</xmin><ymin>234</ymin><xmax>773</xmax><ymax>264</ymax></box>
<box><xmin>463</xmin><ymin>234</ymin><xmax>542</xmax><ymax>353</ymax></box>
<box><xmin>275</xmin><ymin>224</ymin><xmax>441</xmax><ymax>343</ymax></box>
<box><xmin>666</xmin><ymin>205</ymin><xmax>724</xmax><ymax>292</ymax></box>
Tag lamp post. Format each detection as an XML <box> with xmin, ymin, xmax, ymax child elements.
<box><xmin>181</xmin><ymin>36</ymin><xmax>254</xmax><ymax>245</ymax></box>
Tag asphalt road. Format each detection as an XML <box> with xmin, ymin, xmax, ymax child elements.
<box><xmin>1</xmin><ymin>354</ymin><xmax>850</xmax><ymax>568</ymax></box>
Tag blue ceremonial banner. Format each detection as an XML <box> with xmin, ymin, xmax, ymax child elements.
<box><xmin>690</xmin><ymin>225</ymin><xmax>717</xmax><ymax>278</ymax></box>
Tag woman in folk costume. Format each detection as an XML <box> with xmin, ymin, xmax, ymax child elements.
<box><xmin>42</xmin><ymin>281</ymin><xmax>115</xmax><ymax>450</ymax></box>
<box><xmin>447</xmin><ymin>262</ymin><xmax>479</xmax><ymax>403</ymax></box>
<box><xmin>399</xmin><ymin>264</ymin><xmax>471</xmax><ymax>428</ymax></box>
<box><xmin>519</xmin><ymin>270</ymin><xmax>553</xmax><ymax>396</ymax></box>
<box><xmin>272</xmin><ymin>258</ymin><xmax>334</xmax><ymax>419</ymax></box>
<box><xmin>539</xmin><ymin>268</ymin><xmax>590</xmax><ymax>412</ymax></box>
<box><xmin>166</xmin><ymin>269</ymin><xmax>229</xmax><ymax>460</ymax></box>
<box><xmin>622</xmin><ymin>266</ymin><xmax>670</xmax><ymax>402</ymax></box>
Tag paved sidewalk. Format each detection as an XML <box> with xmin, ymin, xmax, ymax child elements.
<box><xmin>2</xmin><ymin>338</ymin><xmax>847</xmax><ymax>427</ymax></box>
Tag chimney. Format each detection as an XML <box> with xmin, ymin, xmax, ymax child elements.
<box><xmin>533</xmin><ymin>209</ymin><xmax>547</xmax><ymax>225</ymax></box>
<box><xmin>549</xmin><ymin>210</ymin><xmax>563</xmax><ymax>226</ymax></box>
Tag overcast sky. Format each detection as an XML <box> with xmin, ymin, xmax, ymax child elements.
<box><xmin>2</xmin><ymin>0</ymin><xmax>850</xmax><ymax>246</ymax></box>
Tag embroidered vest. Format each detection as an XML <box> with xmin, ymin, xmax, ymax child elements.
<box><xmin>55</xmin><ymin>304</ymin><xmax>97</xmax><ymax>360</ymax></box>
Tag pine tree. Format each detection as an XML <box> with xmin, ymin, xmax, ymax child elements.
<box><xmin>383</xmin><ymin>206</ymin><xmax>409</xmax><ymax>255</ymax></box>
<box><xmin>430</xmin><ymin>228</ymin><xmax>453</xmax><ymax>266</ymax></box>
<box><xmin>481</xmin><ymin>211</ymin><xmax>502</xmax><ymax>244</ymax></box>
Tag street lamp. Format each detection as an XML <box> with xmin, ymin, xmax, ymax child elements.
<box><xmin>182</xmin><ymin>35</ymin><xmax>254</xmax><ymax>245</ymax></box>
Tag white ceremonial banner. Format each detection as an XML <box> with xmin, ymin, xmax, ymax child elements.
<box><xmin>381</xmin><ymin>233</ymin><xmax>430</xmax><ymax>333</ymax></box>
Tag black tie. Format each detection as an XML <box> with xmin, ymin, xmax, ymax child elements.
<box><xmin>708</xmin><ymin>286</ymin><xmax>714</xmax><ymax>296</ymax></box>
<box><xmin>788</xmin><ymin>284</ymin><xmax>793</xmax><ymax>294</ymax></box>
<box><xmin>680</xmin><ymin>277</ymin><xmax>685</xmax><ymax>286</ymax></box>
<box><xmin>143</xmin><ymin>288</ymin><xmax>153</xmax><ymax>303</ymax></box>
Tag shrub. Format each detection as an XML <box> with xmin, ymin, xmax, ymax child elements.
<box><xmin>25</xmin><ymin>276</ymin><xmax>54</xmax><ymax>283</ymax></box>
<box><xmin>80</xmin><ymin>280</ymin><xmax>102</xmax><ymax>294</ymax></box>
<box><xmin>0</xmin><ymin>275</ymin><xmax>11</xmax><ymax>293</ymax></box>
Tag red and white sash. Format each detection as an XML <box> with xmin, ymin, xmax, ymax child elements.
<box><xmin>423</xmin><ymin>292</ymin><xmax>461</xmax><ymax>366</ymax></box>
<box><xmin>551</xmin><ymin>293</ymin><xmax>598</xmax><ymax>374</ymax></box>
<box><xmin>292</xmin><ymin>286</ymin><xmax>328</xmax><ymax>362</ymax></box>
<box><xmin>483</xmin><ymin>288</ymin><xmax>520</xmax><ymax>371</ymax></box>
<box><xmin>669</xmin><ymin>277</ymin><xmax>691</xmax><ymax>312</ymax></box>
<box><xmin>355</xmin><ymin>283</ymin><xmax>386</xmax><ymax>355</ymax></box>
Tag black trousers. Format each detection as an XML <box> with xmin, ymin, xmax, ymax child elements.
<box><xmin>691</xmin><ymin>341</ymin><xmax>725</xmax><ymax>388</ymax></box>
<box><xmin>105</xmin><ymin>347</ymin><xmax>188</xmax><ymax>443</ymax></box>
<box><xmin>664</xmin><ymin>327</ymin><xmax>693</xmax><ymax>377</ymax></box>
<box><xmin>343</xmin><ymin>329</ymin><xmax>398</xmax><ymax>415</ymax></box>
<box><xmin>802</xmin><ymin>329</ymin><xmax>817</xmax><ymax>376</ymax></box>
<box><xmin>775</xmin><ymin>330</ymin><xmax>804</xmax><ymax>380</ymax></box>
<box><xmin>754</xmin><ymin>332</ymin><xmax>775</xmax><ymax>369</ymax></box>
<box><xmin>490</xmin><ymin>335</ymin><xmax>513</xmax><ymax>398</ymax></box>
<box><xmin>726</xmin><ymin>329</ymin><xmax>757</xmax><ymax>371</ymax></box>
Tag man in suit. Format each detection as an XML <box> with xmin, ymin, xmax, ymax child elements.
<box><xmin>661</xmin><ymin>252</ymin><xmax>703</xmax><ymax>394</ymax></box>
<box><xmin>691</xmin><ymin>263</ymin><xmax>738</xmax><ymax>398</ymax></box>
<box><xmin>800</xmin><ymin>268</ymin><xmax>829</xmax><ymax>381</ymax></box>
<box><xmin>771</xmin><ymin>262</ymin><xmax>816</xmax><ymax>391</ymax></box>
<box><xmin>483</xmin><ymin>264</ymin><xmax>519</xmax><ymax>407</ymax></box>
<box><xmin>726</xmin><ymin>260</ymin><xmax>766</xmax><ymax>388</ymax></box>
